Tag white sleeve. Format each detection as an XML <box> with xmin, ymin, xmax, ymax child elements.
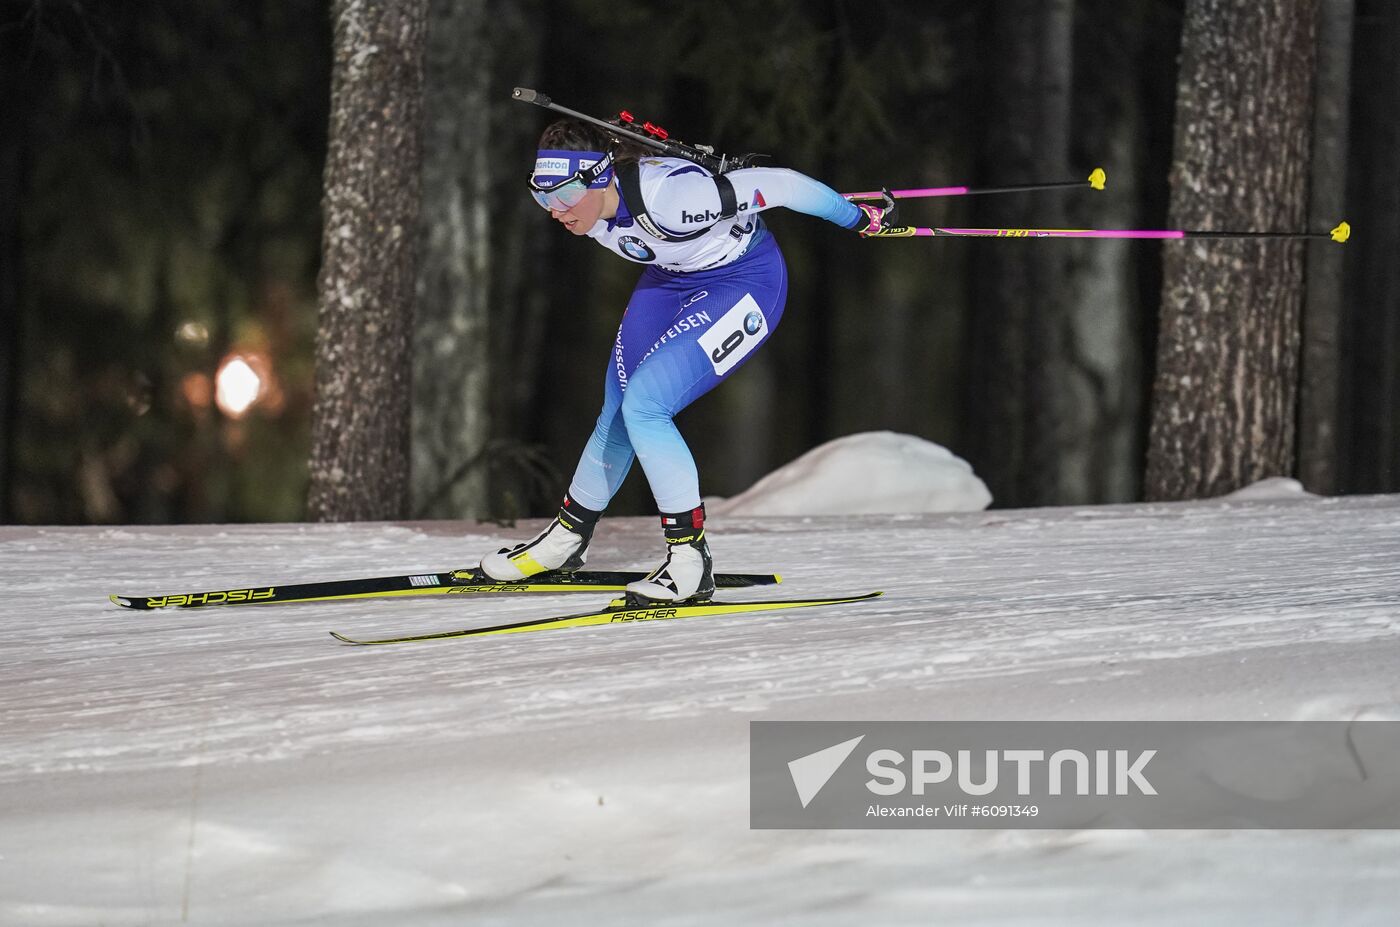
<box><xmin>723</xmin><ymin>167</ymin><xmax>863</xmax><ymax>226</ymax></box>
<box><xmin>647</xmin><ymin>164</ymin><xmax>862</xmax><ymax>232</ymax></box>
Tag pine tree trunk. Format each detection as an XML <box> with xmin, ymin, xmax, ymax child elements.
<box><xmin>1145</xmin><ymin>0</ymin><xmax>1318</xmax><ymax>501</ymax></box>
<box><xmin>1061</xmin><ymin>0</ymin><xmax>1156</xmax><ymax>504</ymax></box>
<box><xmin>1298</xmin><ymin>0</ymin><xmax>1354</xmax><ymax>494</ymax></box>
<box><xmin>307</xmin><ymin>0</ymin><xmax>427</xmax><ymax>522</ymax></box>
<box><xmin>962</xmin><ymin>0</ymin><xmax>1074</xmax><ymax>508</ymax></box>
<box><xmin>412</xmin><ymin>0</ymin><xmax>491</xmax><ymax>519</ymax></box>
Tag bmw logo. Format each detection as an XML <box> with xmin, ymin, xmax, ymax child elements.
<box><xmin>619</xmin><ymin>236</ymin><xmax>656</xmax><ymax>262</ymax></box>
<box><xmin>743</xmin><ymin>310</ymin><xmax>764</xmax><ymax>335</ymax></box>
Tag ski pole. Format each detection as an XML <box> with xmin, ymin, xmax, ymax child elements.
<box><xmin>844</xmin><ymin>168</ymin><xmax>1107</xmax><ymax>201</ymax></box>
<box><xmin>869</xmin><ymin>221</ymin><xmax>1351</xmax><ymax>243</ymax></box>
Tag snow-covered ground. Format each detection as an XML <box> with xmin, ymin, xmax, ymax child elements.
<box><xmin>4</xmin><ymin>493</ymin><xmax>1400</xmax><ymax>925</ymax></box>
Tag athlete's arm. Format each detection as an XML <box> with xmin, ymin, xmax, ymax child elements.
<box><xmin>724</xmin><ymin>167</ymin><xmax>864</xmax><ymax>228</ymax></box>
<box><xmin>648</xmin><ymin>164</ymin><xmax>864</xmax><ymax>233</ymax></box>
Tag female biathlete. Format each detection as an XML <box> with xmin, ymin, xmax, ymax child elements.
<box><xmin>479</xmin><ymin>118</ymin><xmax>894</xmax><ymax>603</ymax></box>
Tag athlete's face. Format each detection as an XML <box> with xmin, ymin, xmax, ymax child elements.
<box><xmin>550</xmin><ymin>187</ymin><xmax>606</xmax><ymax>235</ymax></box>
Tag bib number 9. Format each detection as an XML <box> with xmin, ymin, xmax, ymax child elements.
<box><xmin>711</xmin><ymin>330</ymin><xmax>745</xmax><ymax>365</ymax></box>
<box><xmin>698</xmin><ymin>294</ymin><xmax>768</xmax><ymax>376</ymax></box>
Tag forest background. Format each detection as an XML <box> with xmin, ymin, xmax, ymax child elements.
<box><xmin>3</xmin><ymin>0</ymin><xmax>1395</xmax><ymax>525</ymax></box>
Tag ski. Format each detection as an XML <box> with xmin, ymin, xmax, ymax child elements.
<box><xmin>110</xmin><ymin>567</ymin><xmax>782</xmax><ymax>611</ymax></box>
<box><xmin>330</xmin><ymin>591</ymin><xmax>883</xmax><ymax>646</ymax></box>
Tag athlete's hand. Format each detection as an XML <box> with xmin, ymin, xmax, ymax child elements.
<box><xmin>853</xmin><ymin>189</ymin><xmax>905</xmax><ymax>238</ymax></box>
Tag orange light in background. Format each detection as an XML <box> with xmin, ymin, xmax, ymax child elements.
<box><xmin>216</xmin><ymin>353</ymin><xmax>264</xmax><ymax>418</ymax></box>
<box><xmin>181</xmin><ymin>372</ymin><xmax>213</xmax><ymax>410</ymax></box>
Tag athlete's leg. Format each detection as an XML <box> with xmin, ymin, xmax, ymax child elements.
<box><xmin>618</xmin><ymin>263</ymin><xmax>788</xmax><ymax>602</ymax></box>
<box><xmin>620</xmin><ymin>262</ymin><xmax>789</xmax><ymax>512</ymax></box>
<box><xmin>478</xmin><ymin>275</ymin><xmax>679</xmax><ymax>579</ymax></box>
<box><xmin>565</xmin><ymin>364</ymin><xmax>631</xmax><ymax>511</ymax></box>
<box><xmin>565</xmin><ymin>273</ymin><xmax>680</xmax><ymax>510</ymax></box>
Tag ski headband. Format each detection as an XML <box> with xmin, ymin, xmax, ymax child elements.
<box><xmin>531</xmin><ymin>149</ymin><xmax>613</xmax><ymax>190</ymax></box>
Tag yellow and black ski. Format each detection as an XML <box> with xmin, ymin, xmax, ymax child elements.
<box><xmin>330</xmin><ymin>591</ymin><xmax>883</xmax><ymax>646</ymax></box>
<box><xmin>110</xmin><ymin>568</ymin><xmax>782</xmax><ymax>611</ymax></box>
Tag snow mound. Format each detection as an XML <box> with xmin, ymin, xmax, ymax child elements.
<box><xmin>1221</xmin><ymin>477</ymin><xmax>1319</xmax><ymax>502</ymax></box>
<box><xmin>709</xmin><ymin>431</ymin><xmax>992</xmax><ymax>516</ymax></box>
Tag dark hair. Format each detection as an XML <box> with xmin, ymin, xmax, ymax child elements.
<box><xmin>537</xmin><ymin>118</ymin><xmax>651</xmax><ymax>168</ymax></box>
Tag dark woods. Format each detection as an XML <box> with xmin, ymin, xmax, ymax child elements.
<box><xmin>3</xmin><ymin>1</ymin><xmax>331</xmax><ymax>523</ymax></box>
<box><xmin>3</xmin><ymin>0</ymin><xmax>1397</xmax><ymax>525</ymax></box>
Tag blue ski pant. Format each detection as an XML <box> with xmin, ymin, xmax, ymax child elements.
<box><xmin>567</xmin><ymin>234</ymin><xmax>789</xmax><ymax>513</ymax></box>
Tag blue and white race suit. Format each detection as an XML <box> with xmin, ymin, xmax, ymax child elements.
<box><xmin>568</xmin><ymin>157</ymin><xmax>863</xmax><ymax>513</ymax></box>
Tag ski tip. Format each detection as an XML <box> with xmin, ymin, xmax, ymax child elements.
<box><xmin>1088</xmin><ymin>167</ymin><xmax>1107</xmax><ymax>191</ymax></box>
<box><xmin>774</xmin><ymin>573</ymin><xmax>783</xmax><ymax>585</ymax></box>
<box><xmin>110</xmin><ymin>594</ymin><xmax>133</xmax><ymax>608</ymax></box>
<box><xmin>1331</xmin><ymin>221</ymin><xmax>1351</xmax><ymax>243</ymax></box>
<box><xmin>329</xmin><ymin>631</ymin><xmax>359</xmax><ymax>644</ymax></box>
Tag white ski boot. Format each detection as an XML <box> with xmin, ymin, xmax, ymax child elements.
<box><xmin>480</xmin><ymin>496</ymin><xmax>602</xmax><ymax>581</ymax></box>
<box><xmin>626</xmin><ymin>505</ymin><xmax>716</xmax><ymax>603</ymax></box>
